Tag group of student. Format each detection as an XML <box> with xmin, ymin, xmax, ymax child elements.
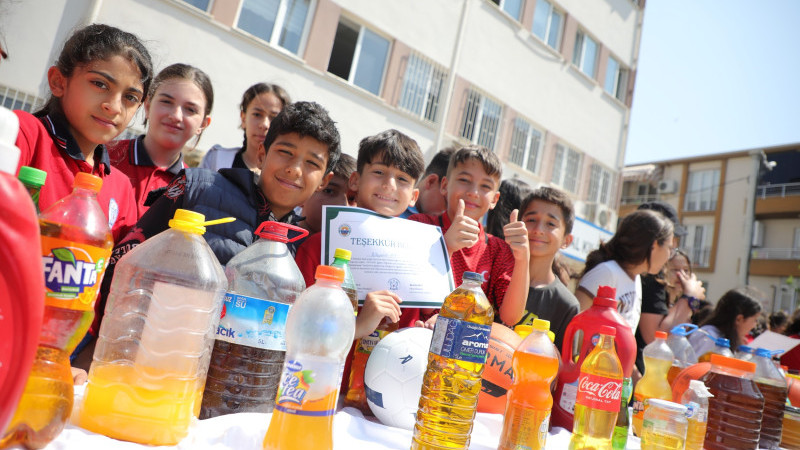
<box><xmin>10</xmin><ymin>23</ymin><xmax>767</xmax><ymax>387</ymax></box>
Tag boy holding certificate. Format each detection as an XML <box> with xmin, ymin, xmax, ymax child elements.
<box><xmin>294</xmin><ymin>129</ymin><xmax>426</xmax><ymax>338</ymax></box>
<box><xmin>409</xmin><ymin>145</ymin><xmax>529</xmax><ymax>327</ymax></box>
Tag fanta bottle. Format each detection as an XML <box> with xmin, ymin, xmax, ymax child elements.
<box><xmin>79</xmin><ymin>210</ymin><xmax>229</xmax><ymax>445</ymax></box>
<box><xmin>666</xmin><ymin>323</ymin><xmax>698</xmax><ymax>386</ymax></box>
<box><xmin>263</xmin><ymin>265</ymin><xmax>355</xmax><ymax>449</ymax></box>
<box><xmin>2</xmin><ymin>172</ymin><xmax>113</xmax><ymax>449</ymax></box>
<box><xmin>681</xmin><ymin>379</ymin><xmax>713</xmax><ymax>450</ymax></box>
<box><xmin>552</xmin><ymin>286</ymin><xmax>636</xmax><ymax>431</ymax></box>
<box><xmin>632</xmin><ymin>331</ymin><xmax>673</xmax><ymax>436</ymax></box>
<box><xmin>499</xmin><ymin>319</ymin><xmax>559</xmax><ymax>450</ymax></box>
<box><xmin>0</xmin><ymin>113</ymin><xmax>45</xmax><ymax>438</ymax></box>
<box><xmin>752</xmin><ymin>348</ymin><xmax>787</xmax><ymax>449</ymax></box>
<box><xmin>200</xmin><ymin>222</ymin><xmax>307</xmax><ymax>419</ymax></box>
<box><xmin>412</xmin><ymin>271</ymin><xmax>493</xmax><ymax>449</ymax></box>
<box><xmin>569</xmin><ymin>325</ymin><xmax>623</xmax><ymax>450</ymax></box>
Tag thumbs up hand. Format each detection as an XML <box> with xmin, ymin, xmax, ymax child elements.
<box><xmin>503</xmin><ymin>209</ymin><xmax>529</xmax><ymax>262</ymax></box>
<box><xmin>444</xmin><ymin>199</ymin><xmax>480</xmax><ymax>255</ymax></box>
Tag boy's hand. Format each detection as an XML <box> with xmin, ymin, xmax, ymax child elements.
<box><xmin>355</xmin><ymin>290</ymin><xmax>402</xmax><ymax>339</ymax></box>
<box><xmin>503</xmin><ymin>209</ymin><xmax>529</xmax><ymax>261</ymax></box>
<box><xmin>444</xmin><ymin>199</ymin><xmax>480</xmax><ymax>254</ymax></box>
<box><xmin>414</xmin><ymin>313</ymin><xmax>438</xmax><ymax>330</ymax></box>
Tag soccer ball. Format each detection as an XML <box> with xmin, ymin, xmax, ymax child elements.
<box><xmin>364</xmin><ymin>327</ymin><xmax>432</xmax><ymax>430</ymax></box>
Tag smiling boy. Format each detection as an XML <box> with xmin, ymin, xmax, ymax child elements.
<box><xmin>408</xmin><ymin>145</ymin><xmax>529</xmax><ymax>326</ymax></box>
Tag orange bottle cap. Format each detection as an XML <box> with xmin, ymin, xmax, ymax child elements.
<box><xmin>74</xmin><ymin>172</ymin><xmax>102</xmax><ymax>192</ymax></box>
<box><xmin>710</xmin><ymin>353</ymin><xmax>756</xmax><ymax>373</ymax></box>
<box><xmin>315</xmin><ymin>265</ymin><xmax>344</xmax><ymax>282</ymax></box>
<box><xmin>655</xmin><ymin>331</ymin><xmax>667</xmax><ymax>340</ymax></box>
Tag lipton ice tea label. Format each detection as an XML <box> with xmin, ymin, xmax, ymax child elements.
<box><xmin>275</xmin><ymin>356</ymin><xmax>341</xmax><ymax>417</ymax></box>
<box><xmin>41</xmin><ymin>235</ymin><xmax>111</xmax><ymax>311</ymax></box>
<box><xmin>575</xmin><ymin>373</ymin><xmax>623</xmax><ymax>412</ymax></box>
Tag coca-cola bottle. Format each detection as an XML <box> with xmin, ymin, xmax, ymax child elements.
<box><xmin>569</xmin><ymin>325</ymin><xmax>623</xmax><ymax>450</ymax></box>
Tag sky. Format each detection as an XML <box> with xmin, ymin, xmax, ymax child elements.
<box><xmin>624</xmin><ymin>0</ymin><xmax>800</xmax><ymax>165</ymax></box>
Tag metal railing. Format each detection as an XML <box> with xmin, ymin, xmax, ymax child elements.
<box><xmin>751</xmin><ymin>248</ymin><xmax>800</xmax><ymax>260</ymax></box>
<box><xmin>757</xmin><ymin>182</ymin><xmax>800</xmax><ymax>198</ymax></box>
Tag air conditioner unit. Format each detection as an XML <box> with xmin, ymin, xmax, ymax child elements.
<box><xmin>583</xmin><ymin>203</ymin><xmax>598</xmax><ymax>222</ymax></box>
<box><xmin>657</xmin><ymin>179</ymin><xmax>678</xmax><ymax>195</ymax></box>
<box><xmin>752</xmin><ymin>220</ymin><xmax>765</xmax><ymax>247</ymax></box>
<box><xmin>597</xmin><ymin>206</ymin><xmax>614</xmax><ymax>229</ymax></box>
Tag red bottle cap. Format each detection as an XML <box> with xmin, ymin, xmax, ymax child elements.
<box><xmin>600</xmin><ymin>325</ymin><xmax>616</xmax><ymax>336</ymax></box>
<box><xmin>597</xmin><ymin>285</ymin><xmax>616</xmax><ymax>299</ymax></box>
<box><xmin>655</xmin><ymin>331</ymin><xmax>667</xmax><ymax>340</ymax></box>
<box><xmin>255</xmin><ymin>221</ymin><xmax>309</xmax><ymax>243</ymax></box>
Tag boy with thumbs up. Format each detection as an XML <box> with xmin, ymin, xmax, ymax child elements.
<box><xmin>409</xmin><ymin>145</ymin><xmax>529</xmax><ymax>326</ymax></box>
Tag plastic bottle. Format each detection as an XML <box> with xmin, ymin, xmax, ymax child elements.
<box><xmin>752</xmin><ymin>348</ymin><xmax>787</xmax><ymax>449</ymax></box>
<box><xmin>701</xmin><ymin>354</ymin><xmax>764</xmax><ymax>450</ymax></box>
<box><xmin>782</xmin><ymin>405</ymin><xmax>800</xmax><ymax>449</ymax></box>
<box><xmin>681</xmin><ymin>379</ymin><xmax>713</xmax><ymax>450</ymax></box>
<box><xmin>736</xmin><ymin>345</ymin><xmax>755</xmax><ymax>361</ymax></box>
<box><xmin>412</xmin><ymin>272</ymin><xmax>494</xmax><ymax>449</ymax></box>
<box><xmin>0</xmin><ymin>111</ymin><xmax>45</xmax><ymax>438</ymax></box>
<box><xmin>569</xmin><ymin>325</ymin><xmax>624</xmax><ymax>450</ymax></box>
<box><xmin>640</xmin><ymin>399</ymin><xmax>688</xmax><ymax>450</ymax></box>
<box><xmin>330</xmin><ymin>248</ymin><xmax>358</xmax><ymax>313</ymax></box>
<box><xmin>200</xmin><ymin>222</ymin><xmax>308</xmax><ymax>419</ymax></box>
<box><xmin>698</xmin><ymin>337</ymin><xmax>733</xmax><ymax>362</ymax></box>
<box><xmin>632</xmin><ymin>331</ymin><xmax>674</xmax><ymax>436</ymax></box>
<box><xmin>666</xmin><ymin>323</ymin><xmax>698</xmax><ymax>386</ymax></box>
<box><xmin>262</xmin><ymin>265</ymin><xmax>356</xmax><ymax>450</ymax></box>
<box><xmin>498</xmin><ymin>319</ymin><xmax>559</xmax><ymax>450</ymax></box>
<box><xmin>553</xmin><ymin>286</ymin><xmax>636</xmax><ymax>431</ymax></box>
<box><xmin>611</xmin><ymin>377</ymin><xmax>632</xmax><ymax>450</ymax></box>
<box><xmin>17</xmin><ymin>166</ymin><xmax>46</xmax><ymax>214</ymax></box>
<box><xmin>78</xmin><ymin>209</ymin><xmax>229</xmax><ymax>445</ymax></box>
<box><xmin>1</xmin><ymin>172</ymin><xmax>113</xmax><ymax>449</ymax></box>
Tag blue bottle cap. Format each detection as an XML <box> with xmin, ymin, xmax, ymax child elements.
<box><xmin>755</xmin><ymin>348</ymin><xmax>772</xmax><ymax>358</ymax></box>
<box><xmin>714</xmin><ymin>337</ymin><xmax>730</xmax><ymax>348</ymax></box>
<box><xmin>463</xmin><ymin>271</ymin><xmax>484</xmax><ymax>283</ymax></box>
<box><xmin>670</xmin><ymin>323</ymin><xmax>698</xmax><ymax>336</ymax></box>
<box><xmin>738</xmin><ymin>345</ymin><xmax>753</xmax><ymax>354</ymax></box>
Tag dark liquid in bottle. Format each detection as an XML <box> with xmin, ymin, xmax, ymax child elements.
<box><xmin>701</xmin><ymin>369</ymin><xmax>764</xmax><ymax>449</ymax></box>
<box><xmin>755</xmin><ymin>380</ymin><xmax>787</xmax><ymax>449</ymax></box>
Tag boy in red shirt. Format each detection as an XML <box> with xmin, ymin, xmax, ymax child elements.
<box><xmin>408</xmin><ymin>145</ymin><xmax>529</xmax><ymax>326</ymax></box>
<box><xmin>294</xmin><ymin>129</ymin><xmax>425</xmax><ymax>337</ymax></box>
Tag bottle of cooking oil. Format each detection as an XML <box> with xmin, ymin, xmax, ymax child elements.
<box><xmin>411</xmin><ymin>271</ymin><xmax>494</xmax><ymax>449</ymax></box>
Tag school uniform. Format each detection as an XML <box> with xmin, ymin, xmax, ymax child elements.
<box><xmin>107</xmin><ymin>135</ymin><xmax>185</xmax><ymax>219</ymax></box>
<box><xmin>14</xmin><ymin>110</ymin><xmax>136</xmax><ymax>243</ymax></box>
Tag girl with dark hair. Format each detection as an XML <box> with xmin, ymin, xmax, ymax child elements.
<box><xmin>107</xmin><ymin>63</ymin><xmax>213</xmax><ymax>218</ymax></box>
<box><xmin>13</xmin><ymin>23</ymin><xmax>152</xmax><ymax>243</ymax></box>
<box><xmin>200</xmin><ymin>82</ymin><xmax>290</xmax><ymax>173</ymax></box>
<box><xmin>576</xmin><ymin>209</ymin><xmax>674</xmax><ymax>332</ymax></box>
<box><xmin>688</xmin><ymin>287</ymin><xmax>763</xmax><ymax>356</ymax></box>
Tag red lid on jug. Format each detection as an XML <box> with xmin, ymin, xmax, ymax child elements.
<box><xmin>255</xmin><ymin>221</ymin><xmax>309</xmax><ymax>243</ymax></box>
<box><xmin>594</xmin><ymin>286</ymin><xmax>618</xmax><ymax>308</ymax></box>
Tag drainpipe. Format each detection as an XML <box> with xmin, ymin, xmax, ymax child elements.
<box><xmin>433</xmin><ymin>0</ymin><xmax>471</xmax><ymax>155</ymax></box>
<box><xmin>85</xmin><ymin>0</ymin><xmax>104</xmax><ymax>25</ymax></box>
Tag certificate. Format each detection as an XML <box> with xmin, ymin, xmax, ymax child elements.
<box><xmin>321</xmin><ymin>206</ymin><xmax>454</xmax><ymax>308</ymax></box>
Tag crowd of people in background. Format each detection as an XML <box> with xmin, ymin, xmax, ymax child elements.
<box><xmin>9</xmin><ymin>22</ymin><xmax>796</xmax><ymax>389</ymax></box>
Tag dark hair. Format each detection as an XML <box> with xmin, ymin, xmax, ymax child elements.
<box><xmin>486</xmin><ymin>178</ymin><xmax>532</xmax><ymax>238</ymax></box>
<box><xmin>520</xmin><ymin>186</ymin><xmax>576</xmax><ymax>235</ymax></box>
<box><xmin>784</xmin><ymin>309</ymin><xmax>800</xmax><ymax>336</ymax></box>
<box><xmin>144</xmin><ymin>64</ymin><xmax>214</xmax><ymax>145</ymax></box>
<box><xmin>239</xmin><ymin>82</ymin><xmax>290</xmax><ymax>150</ymax></box>
<box><xmin>769</xmin><ymin>310</ymin><xmax>789</xmax><ymax>331</ymax></box>
<box><xmin>552</xmin><ymin>254</ymin><xmax>573</xmax><ymax>286</ymax></box>
<box><xmin>36</xmin><ymin>24</ymin><xmax>153</xmax><ymax>117</ymax></box>
<box><xmin>262</xmin><ymin>101</ymin><xmax>340</xmax><ymax>172</ymax></box>
<box><xmin>691</xmin><ymin>300</ymin><xmax>713</xmax><ymax>326</ymax></box>
<box><xmin>356</xmin><ymin>129</ymin><xmax>425</xmax><ymax>181</ymax></box>
<box><xmin>701</xmin><ymin>287</ymin><xmax>763</xmax><ymax>348</ymax></box>
<box><xmin>580</xmin><ymin>209</ymin><xmax>674</xmax><ymax>277</ymax></box>
<box><xmin>331</xmin><ymin>153</ymin><xmax>356</xmax><ymax>180</ymax></box>
<box><xmin>424</xmin><ymin>145</ymin><xmax>457</xmax><ymax>179</ymax></box>
<box><xmin>447</xmin><ymin>145</ymin><xmax>503</xmax><ymax>180</ymax></box>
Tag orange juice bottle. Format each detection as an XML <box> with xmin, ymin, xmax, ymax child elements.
<box><xmin>499</xmin><ymin>319</ymin><xmax>559</xmax><ymax>450</ymax></box>
<box><xmin>79</xmin><ymin>210</ymin><xmax>229</xmax><ymax>445</ymax></box>
<box><xmin>632</xmin><ymin>331</ymin><xmax>673</xmax><ymax>436</ymax></box>
<box><xmin>263</xmin><ymin>265</ymin><xmax>355</xmax><ymax>449</ymax></box>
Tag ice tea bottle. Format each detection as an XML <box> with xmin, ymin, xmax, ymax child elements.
<box><xmin>263</xmin><ymin>265</ymin><xmax>356</xmax><ymax>449</ymax></box>
<box><xmin>498</xmin><ymin>319</ymin><xmax>559</xmax><ymax>450</ymax></box>
<box><xmin>200</xmin><ymin>222</ymin><xmax>308</xmax><ymax>419</ymax></box>
<box><xmin>569</xmin><ymin>325</ymin><xmax>623</xmax><ymax>450</ymax></box>
<box><xmin>78</xmin><ymin>209</ymin><xmax>229</xmax><ymax>445</ymax></box>
<box><xmin>0</xmin><ymin>120</ymin><xmax>45</xmax><ymax>439</ymax></box>
<box><xmin>702</xmin><ymin>354</ymin><xmax>764</xmax><ymax>450</ymax></box>
<box><xmin>412</xmin><ymin>272</ymin><xmax>494</xmax><ymax>449</ymax></box>
<box><xmin>632</xmin><ymin>331</ymin><xmax>673</xmax><ymax>436</ymax></box>
<box><xmin>681</xmin><ymin>379</ymin><xmax>713</xmax><ymax>450</ymax></box>
<box><xmin>751</xmin><ymin>348</ymin><xmax>787</xmax><ymax>449</ymax></box>
<box><xmin>1</xmin><ymin>172</ymin><xmax>113</xmax><ymax>449</ymax></box>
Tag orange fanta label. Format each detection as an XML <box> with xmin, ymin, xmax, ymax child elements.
<box><xmin>41</xmin><ymin>235</ymin><xmax>111</xmax><ymax>311</ymax></box>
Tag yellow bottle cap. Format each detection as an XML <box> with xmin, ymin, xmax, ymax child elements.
<box><xmin>533</xmin><ymin>318</ymin><xmax>551</xmax><ymax>332</ymax></box>
<box><xmin>514</xmin><ymin>325</ymin><xmax>532</xmax><ymax>339</ymax></box>
<box><xmin>334</xmin><ymin>248</ymin><xmax>352</xmax><ymax>261</ymax></box>
<box><xmin>548</xmin><ymin>331</ymin><xmax>555</xmax><ymax>343</ymax></box>
<box><xmin>168</xmin><ymin>209</ymin><xmax>235</xmax><ymax>235</ymax></box>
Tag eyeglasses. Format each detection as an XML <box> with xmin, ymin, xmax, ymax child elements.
<box><xmin>669</xmin><ymin>247</ymin><xmax>678</xmax><ymax>259</ymax></box>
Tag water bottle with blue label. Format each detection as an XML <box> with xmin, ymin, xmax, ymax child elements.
<box><xmin>200</xmin><ymin>221</ymin><xmax>308</xmax><ymax>419</ymax></box>
<box><xmin>412</xmin><ymin>271</ymin><xmax>494</xmax><ymax>449</ymax></box>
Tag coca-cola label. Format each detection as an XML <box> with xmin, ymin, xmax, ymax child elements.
<box><xmin>575</xmin><ymin>373</ymin><xmax>623</xmax><ymax>412</ymax></box>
